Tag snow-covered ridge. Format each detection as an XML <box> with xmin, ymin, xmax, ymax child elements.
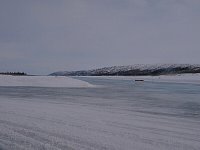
<box><xmin>50</xmin><ymin>64</ymin><xmax>200</xmax><ymax>76</ymax></box>
<box><xmin>0</xmin><ymin>75</ymin><xmax>94</xmax><ymax>87</ymax></box>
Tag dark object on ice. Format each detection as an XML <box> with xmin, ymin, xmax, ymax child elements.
<box><xmin>135</xmin><ymin>80</ymin><xmax>144</xmax><ymax>82</ymax></box>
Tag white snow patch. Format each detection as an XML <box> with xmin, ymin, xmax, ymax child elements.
<box><xmin>0</xmin><ymin>75</ymin><xmax>94</xmax><ymax>87</ymax></box>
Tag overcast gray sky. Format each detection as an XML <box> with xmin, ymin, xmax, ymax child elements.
<box><xmin>0</xmin><ymin>0</ymin><xmax>200</xmax><ymax>75</ymax></box>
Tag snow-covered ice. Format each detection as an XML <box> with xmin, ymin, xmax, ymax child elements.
<box><xmin>0</xmin><ymin>75</ymin><xmax>94</xmax><ymax>88</ymax></box>
<box><xmin>0</xmin><ymin>76</ymin><xmax>200</xmax><ymax>150</ymax></box>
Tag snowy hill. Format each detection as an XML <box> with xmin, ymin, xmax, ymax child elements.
<box><xmin>50</xmin><ymin>64</ymin><xmax>200</xmax><ymax>76</ymax></box>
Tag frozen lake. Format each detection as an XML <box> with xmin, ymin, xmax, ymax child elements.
<box><xmin>0</xmin><ymin>77</ymin><xmax>200</xmax><ymax>150</ymax></box>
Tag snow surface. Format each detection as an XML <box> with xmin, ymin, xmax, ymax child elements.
<box><xmin>0</xmin><ymin>75</ymin><xmax>94</xmax><ymax>88</ymax></box>
<box><xmin>0</xmin><ymin>76</ymin><xmax>200</xmax><ymax>150</ymax></box>
<box><xmin>1</xmin><ymin>97</ymin><xmax>200</xmax><ymax>150</ymax></box>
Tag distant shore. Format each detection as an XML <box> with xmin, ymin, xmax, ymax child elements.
<box><xmin>50</xmin><ymin>64</ymin><xmax>200</xmax><ymax>76</ymax></box>
<box><xmin>0</xmin><ymin>72</ymin><xmax>27</xmax><ymax>76</ymax></box>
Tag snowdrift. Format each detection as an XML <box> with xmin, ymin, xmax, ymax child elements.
<box><xmin>0</xmin><ymin>75</ymin><xmax>94</xmax><ymax>87</ymax></box>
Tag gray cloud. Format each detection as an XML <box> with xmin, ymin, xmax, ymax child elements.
<box><xmin>0</xmin><ymin>0</ymin><xmax>200</xmax><ymax>74</ymax></box>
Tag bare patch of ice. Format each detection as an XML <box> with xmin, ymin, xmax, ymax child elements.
<box><xmin>81</xmin><ymin>73</ymin><xmax>200</xmax><ymax>84</ymax></box>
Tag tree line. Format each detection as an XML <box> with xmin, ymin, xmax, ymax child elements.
<box><xmin>0</xmin><ymin>72</ymin><xmax>27</xmax><ymax>76</ymax></box>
